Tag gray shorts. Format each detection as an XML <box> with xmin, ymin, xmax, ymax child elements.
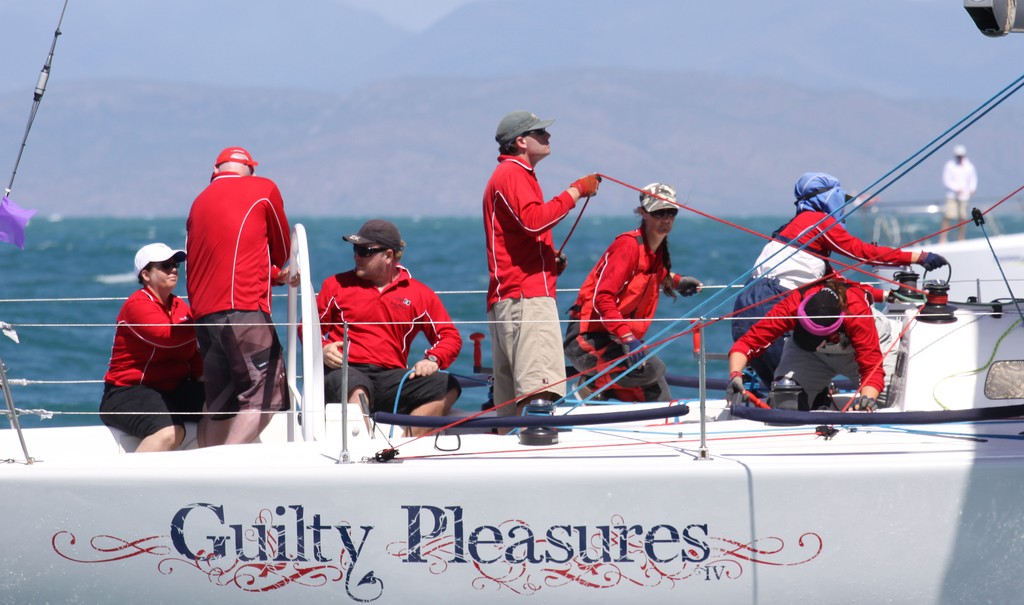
<box><xmin>194</xmin><ymin>310</ymin><xmax>290</xmax><ymax>419</ymax></box>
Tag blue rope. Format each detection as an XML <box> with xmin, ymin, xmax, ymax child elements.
<box><xmin>585</xmin><ymin>70</ymin><xmax>1024</xmax><ymax>397</ymax></box>
<box><xmin>972</xmin><ymin>211</ymin><xmax>1024</xmax><ymax>324</ymax></box>
<box><xmin>388</xmin><ymin>368</ymin><xmax>450</xmax><ymax>438</ymax></box>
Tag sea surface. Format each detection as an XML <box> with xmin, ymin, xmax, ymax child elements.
<box><xmin>2</xmin><ymin>211</ymin><xmax>1020</xmax><ymax>429</ymax></box>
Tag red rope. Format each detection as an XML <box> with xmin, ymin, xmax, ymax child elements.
<box><xmin>557</xmin><ymin>195</ymin><xmax>590</xmax><ymax>256</ymax></box>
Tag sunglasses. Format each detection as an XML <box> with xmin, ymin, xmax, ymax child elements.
<box><xmin>649</xmin><ymin>209</ymin><xmax>678</xmax><ymax>219</ymax></box>
<box><xmin>353</xmin><ymin>245</ymin><xmax>388</xmax><ymax>258</ymax></box>
<box><xmin>151</xmin><ymin>261</ymin><xmax>179</xmax><ymax>272</ymax></box>
<box><xmin>523</xmin><ymin>129</ymin><xmax>549</xmax><ymax>139</ymax></box>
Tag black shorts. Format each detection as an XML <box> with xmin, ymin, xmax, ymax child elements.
<box><xmin>99</xmin><ymin>381</ymin><xmax>205</xmax><ymax>439</ymax></box>
<box><xmin>324</xmin><ymin>364</ymin><xmax>461</xmax><ymax>415</ymax></box>
<box><xmin>195</xmin><ymin>310</ymin><xmax>290</xmax><ymax>420</ymax></box>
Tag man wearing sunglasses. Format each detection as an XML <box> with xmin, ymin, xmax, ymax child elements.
<box><xmin>482</xmin><ymin>110</ymin><xmax>601</xmax><ymax>419</ymax></box>
<box><xmin>316</xmin><ymin>220</ymin><xmax>463</xmax><ymax>436</ymax></box>
<box><xmin>566</xmin><ymin>183</ymin><xmax>703</xmax><ymax>402</ymax></box>
<box><xmin>186</xmin><ymin>146</ymin><xmax>293</xmax><ymax>447</ymax></box>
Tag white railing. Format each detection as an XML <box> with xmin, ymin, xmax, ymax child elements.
<box><xmin>285</xmin><ymin>223</ymin><xmax>326</xmax><ymax>442</ymax></box>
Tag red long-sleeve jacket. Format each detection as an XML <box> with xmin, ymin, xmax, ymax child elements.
<box><xmin>483</xmin><ymin>156</ymin><xmax>576</xmax><ymax>309</ymax></box>
<box><xmin>316</xmin><ymin>267</ymin><xmax>462</xmax><ymax>370</ymax></box>
<box><xmin>104</xmin><ymin>288</ymin><xmax>202</xmax><ymax>391</ymax></box>
<box><xmin>730</xmin><ymin>283</ymin><xmax>886</xmax><ymax>393</ymax></box>
<box><xmin>572</xmin><ymin>229</ymin><xmax>667</xmax><ymax>342</ymax></box>
<box><xmin>186</xmin><ymin>172</ymin><xmax>291</xmax><ymax>318</ymax></box>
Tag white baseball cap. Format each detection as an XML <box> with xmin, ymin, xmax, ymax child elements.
<box><xmin>953</xmin><ymin>144</ymin><xmax>967</xmax><ymax>156</ymax></box>
<box><xmin>134</xmin><ymin>243</ymin><xmax>186</xmax><ymax>275</ymax></box>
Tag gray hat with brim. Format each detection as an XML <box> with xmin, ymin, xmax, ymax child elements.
<box><xmin>495</xmin><ymin>110</ymin><xmax>555</xmax><ymax>145</ymax></box>
<box><xmin>639</xmin><ymin>183</ymin><xmax>679</xmax><ymax>213</ymax></box>
<box><xmin>343</xmin><ymin>219</ymin><xmax>405</xmax><ymax>251</ymax></box>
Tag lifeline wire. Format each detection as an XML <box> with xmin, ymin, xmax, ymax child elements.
<box><xmin>590</xmin><ymin>70</ymin><xmax>1024</xmax><ymax>392</ymax></box>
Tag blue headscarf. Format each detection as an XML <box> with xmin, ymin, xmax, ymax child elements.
<box><xmin>793</xmin><ymin>172</ymin><xmax>849</xmax><ymax>225</ymax></box>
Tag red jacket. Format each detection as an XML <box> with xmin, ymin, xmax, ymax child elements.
<box><xmin>572</xmin><ymin>229</ymin><xmax>667</xmax><ymax>341</ymax></box>
<box><xmin>185</xmin><ymin>172</ymin><xmax>291</xmax><ymax>318</ymax></box>
<box><xmin>483</xmin><ymin>155</ymin><xmax>576</xmax><ymax>309</ymax></box>
<box><xmin>316</xmin><ymin>267</ymin><xmax>463</xmax><ymax>369</ymax></box>
<box><xmin>730</xmin><ymin>283</ymin><xmax>886</xmax><ymax>393</ymax></box>
<box><xmin>104</xmin><ymin>289</ymin><xmax>202</xmax><ymax>391</ymax></box>
<box><xmin>777</xmin><ymin>211</ymin><xmax>913</xmax><ymax>266</ymax></box>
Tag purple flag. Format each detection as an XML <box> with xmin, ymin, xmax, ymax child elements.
<box><xmin>0</xmin><ymin>195</ymin><xmax>37</xmax><ymax>249</ymax></box>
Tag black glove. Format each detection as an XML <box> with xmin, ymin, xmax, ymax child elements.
<box><xmin>726</xmin><ymin>372</ymin><xmax>747</xmax><ymax>406</ymax></box>
<box><xmin>555</xmin><ymin>252</ymin><xmax>568</xmax><ymax>276</ymax></box>
<box><xmin>672</xmin><ymin>275</ymin><xmax>702</xmax><ymax>297</ymax></box>
<box><xmin>624</xmin><ymin>339</ymin><xmax>645</xmax><ymax>367</ymax></box>
<box><xmin>851</xmin><ymin>394</ymin><xmax>877</xmax><ymax>411</ymax></box>
<box><xmin>919</xmin><ymin>252</ymin><xmax>948</xmax><ymax>271</ymax></box>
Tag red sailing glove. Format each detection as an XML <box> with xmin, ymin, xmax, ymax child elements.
<box><xmin>570</xmin><ymin>174</ymin><xmax>601</xmax><ymax>198</ymax></box>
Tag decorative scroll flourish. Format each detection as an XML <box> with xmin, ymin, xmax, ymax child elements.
<box><xmin>51</xmin><ymin>508</ymin><xmax>384</xmax><ymax>602</ymax></box>
<box><xmin>387</xmin><ymin>515</ymin><xmax>823</xmax><ymax>596</ymax></box>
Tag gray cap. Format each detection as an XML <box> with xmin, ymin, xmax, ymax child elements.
<box><xmin>639</xmin><ymin>183</ymin><xmax>678</xmax><ymax>212</ymax></box>
<box><xmin>343</xmin><ymin>219</ymin><xmax>405</xmax><ymax>251</ymax></box>
<box><xmin>495</xmin><ymin>110</ymin><xmax>555</xmax><ymax>145</ymax></box>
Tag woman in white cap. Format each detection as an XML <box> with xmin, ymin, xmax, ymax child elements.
<box><xmin>99</xmin><ymin>243</ymin><xmax>204</xmax><ymax>452</ymax></box>
<box><xmin>564</xmin><ymin>183</ymin><xmax>703</xmax><ymax>402</ymax></box>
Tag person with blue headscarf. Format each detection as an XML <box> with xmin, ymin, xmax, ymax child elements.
<box><xmin>730</xmin><ymin>172</ymin><xmax>947</xmax><ymax>389</ymax></box>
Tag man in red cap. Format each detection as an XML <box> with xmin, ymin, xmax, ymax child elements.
<box><xmin>186</xmin><ymin>146</ymin><xmax>293</xmax><ymax>446</ymax></box>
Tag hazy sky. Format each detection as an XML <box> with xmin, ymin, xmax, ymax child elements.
<box><xmin>335</xmin><ymin>0</ymin><xmax>487</xmax><ymax>31</ymax></box>
<box><xmin>337</xmin><ymin>0</ymin><xmax>945</xmax><ymax>31</ymax></box>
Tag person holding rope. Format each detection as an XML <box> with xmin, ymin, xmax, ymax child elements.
<box><xmin>99</xmin><ymin>243</ymin><xmax>204</xmax><ymax>452</ymax></box>
<box><xmin>186</xmin><ymin>147</ymin><xmax>292</xmax><ymax>447</ymax></box>
<box><xmin>731</xmin><ymin>172</ymin><xmax>948</xmax><ymax>388</ymax></box>
<box><xmin>482</xmin><ymin>110</ymin><xmax>600</xmax><ymax>417</ymax></box>
<box><xmin>728</xmin><ymin>276</ymin><xmax>897</xmax><ymax>412</ymax></box>
<box><xmin>565</xmin><ymin>183</ymin><xmax>703</xmax><ymax>402</ymax></box>
<box><xmin>318</xmin><ymin>220</ymin><xmax>462</xmax><ymax>437</ymax></box>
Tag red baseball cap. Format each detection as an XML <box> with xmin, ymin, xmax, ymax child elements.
<box><xmin>214</xmin><ymin>147</ymin><xmax>258</xmax><ymax>168</ymax></box>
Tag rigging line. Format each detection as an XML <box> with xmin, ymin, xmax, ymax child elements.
<box><xmin>6</xmin><ymin>0</ymin><xmax>70</xmax><ymax>196</ymax></box>
<box><xmin>971</xmin><ymin>208</ymin><xmax>1024</xmax><ymax>324</ymax></box>
<box><xmin>556</xmin><ymin>195</ymin><xmax>591</xmax><ymax>256</ymax></box>
<box><xmin>608</xmin><ymin>71</ymin><xmax>1024</xmax><ymax>326</ymax></box>
<box><xmin>851</xmin><ymin>71</ymin><xmax>1024</xmax><ymax>207</ymax></box>
<box><xmin>845</xmin><ymin>76</ymin><xmax>1024</xmax><ymax>234</ymax></box>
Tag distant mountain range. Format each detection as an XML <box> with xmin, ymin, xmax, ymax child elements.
<box><xmin>2</xmin><ymin>0</ymin><xmax>1023</xmax><ymax>217</ymax></box>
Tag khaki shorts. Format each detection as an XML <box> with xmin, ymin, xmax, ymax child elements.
<box><xmin>488</xmin><ymin>297</ymin><xmax>566</xmax><ymax>416</ymax></box>
<box><xmin>943</xmin><ymin>193</ymin><xmax>968</xmax><ymax>221</ymax></box>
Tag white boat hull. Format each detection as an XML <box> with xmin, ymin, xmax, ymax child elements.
<box><xmin>4</xmin><ymin>412</ymin><xmax>1024</xmax><ymax>604</ymax></box>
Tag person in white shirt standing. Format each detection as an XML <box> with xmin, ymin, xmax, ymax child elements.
<box><xmin>940</xmin><ymin>144</ymin><xmax>977</xmax><ymax>243</ymax></box>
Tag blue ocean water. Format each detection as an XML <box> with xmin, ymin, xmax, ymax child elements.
<box><xmin>2</xmin><ymin>211</ymin><xmax>1019</xmax><ymax>429</ymax></box>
